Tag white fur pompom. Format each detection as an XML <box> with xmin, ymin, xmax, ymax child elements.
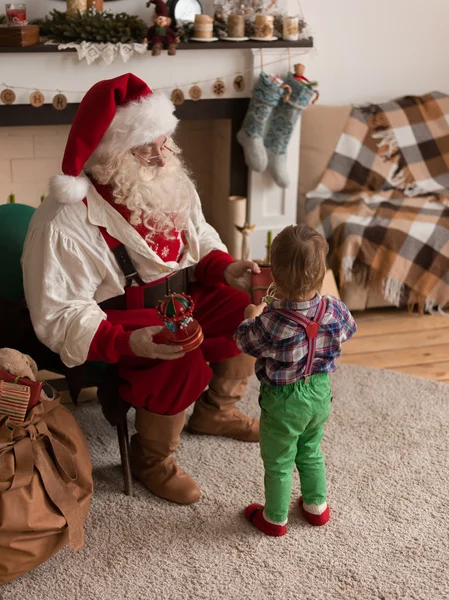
<box><xmin>93</xmin><ymin>92</ymin><xmax>179</xmax><ymax>158</ymax></box>
<box><xmin>49</xmin><ymin>174</ymin><xmax>90</xmax><ymax>204</ymax></box>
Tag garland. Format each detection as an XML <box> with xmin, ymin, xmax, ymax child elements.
<box><xmin>32</xmin><ymin>9</ymin><xmax>147</xmax><ymax>44</ymax></box>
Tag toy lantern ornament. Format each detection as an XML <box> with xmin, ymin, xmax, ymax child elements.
<box><xmin>156</xmin><ymin>293</ymin><xmax>204</xmax><ymax>352</ymax></box>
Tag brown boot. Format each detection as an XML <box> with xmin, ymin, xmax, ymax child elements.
<box><xmin>187</xmin><ymin>354</ymin><xmax>259</xmax><ymax>442</ymax></box>
<box><xmin>130</xmin><ymin>408</ymin><xmax>200</xmax><ymax>504</ymax></box>
<box><xmin>167</xmin><ymin>44</ymin><xmax>177</xmax><ymax>56</ymax></box>
<box><xmin>151</xmin><ymin>43</ymin><xmax>162</xmax><ymax>56</ymax></box>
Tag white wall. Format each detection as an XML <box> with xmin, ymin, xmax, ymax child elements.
<box><xmin>299</xmin><ymin>0</ymin><xmax>449</xmax><ymax>105</ymax></box>
<box><xmin>30</xmin><ymin>0</ymin><xmax>449</xmax><ymax>106</ymax></box>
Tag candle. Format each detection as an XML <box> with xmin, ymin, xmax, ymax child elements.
<box><xmin>266</xmin><ymin>230</ymin><xmax>272</xmax><ymax>264</ymax></box>
<box><xmin>254</xmin><ymin>14</ymin><xmax>274</xmax><ymax>39</ymax></box>
<box><xmin>228</xmin><ymin>14</ymin><xmax>245</xmax><ymax>38</ymax></box>
<box><xmin>5</xmin><ymin>3</ymin><xmax>26</xmax><ymax>25</ymax></box>
<box><xmin>194</xmin><ymin>14</ymin><xmax>213</xmax><ymax>39</ymax></box>
<box><xmin>66</xmin><ymin>0</ymin><xmax>87</xmax><ymax>15</ymax></box>
<box><xmin>87</xmin><ymin>0</ymin><xmax>104</xmax><ymax>11</ymax></box>
<box><xmin>282</xmin><ymin>16</ymin><xmax>299</xmax><ymax>41</ymax></box>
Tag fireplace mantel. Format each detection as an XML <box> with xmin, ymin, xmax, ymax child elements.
<box><xmin>0</xmin><ymin>39</ymin><xmax>312</xmax><ymax>53</ymax></box>
<box><xmin>0</xmin><ymin>43</ymin><xmax>313</xmax><ymax>259</ymax></box>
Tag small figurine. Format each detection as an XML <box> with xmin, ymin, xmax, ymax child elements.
<box><xmin>235</xmin><ymin>222</ymin><xmax>255</xmax><ymax>261</ymax></box>
<box><xmin>293</xmin><ymin>63</ymin><xmax>319</xmax><ymax>103</ymax></box>
<box><xmin>156</xmin><ymin>293</ymin><xmax>204</xmax><ymax>352</ymax></box>
<box><xmin>145</xmin><ymin>0</ymin><xmax>180</xmax><ymax>56</ymax></box>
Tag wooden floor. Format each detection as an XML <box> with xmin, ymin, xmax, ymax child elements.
<box><xmin>342</xmin><ymin>308</ymin><xmax>449</xmax><ymax>384</ymax></box>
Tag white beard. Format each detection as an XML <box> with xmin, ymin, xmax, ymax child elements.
<box><xmin>86</xmin><ymin>146</ymin><xmax>194</xmax><ymax>241</ymax></box>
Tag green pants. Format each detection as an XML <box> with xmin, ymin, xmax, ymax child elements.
<box><xmin>259</xmin><ymin>374</ymin><xmax>332</xmax><ymax>524</ymax></box>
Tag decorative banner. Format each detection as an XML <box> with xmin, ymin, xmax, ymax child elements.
<box><xmin>1</xmin><ymin>89</ymin><xmax>16</xmax><ymax>105</ymax></box>
<box><xmin>170</xmin><ymin>88</ymin><xmax>185</xmax><ymax>106</ymax></box>
<box><xmin>52</xmin><ymin>93</ymin><xmax>68</xmax><ymax>110</ymax></box>
<box><xmin>0</xmin><ymin>51</ymin><xmax>308</xmax><ymax>107</ymax></box>
<box><xmin>30</xmin><ymin>91</ymin><xmax>45</xmax><ymax>108</ymax></box>
<box><xmin>189</xmin><ymin>85</ymin><xmax>202</xmax><ymax>101</ymax></box>
<box><xmin>233</xmin><ymin>75</ymin><xmax>245</xmax><ymax>93</ymax></box>
<box><xmin>213</xmin><ymin>79</ymin><xmax>225</xmax><ymax>97</ymax></box>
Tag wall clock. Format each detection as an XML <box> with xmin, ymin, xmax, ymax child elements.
<box><xmin>166</xmin><ymin>0</ymin><xmax>202</xmax><ymax>26</ymax></box>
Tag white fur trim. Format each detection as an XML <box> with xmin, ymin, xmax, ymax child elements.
<box><xmin>262</xmin><ymin>510</ymin><xmax>287</xmax><ymax>526</ymax></box>
<box><xmin>49</xmin><ymin>174</ymin><xmax>90</xmax><ymax>204</ymax></box>
<box><xmin>94</xmin><ymin>92</ymin><xmax>178</xmax><ymax>158</ymax></box>
<box><xmin>303</xmin><ymin>502</ymin><xmax>328</xmax><ymax>515</ymax></box>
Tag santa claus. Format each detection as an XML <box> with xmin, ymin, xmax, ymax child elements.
<box><xmin>22</xmin><ymin>73</ymin><xmax>261</xmax><ymax>505</ymax></box>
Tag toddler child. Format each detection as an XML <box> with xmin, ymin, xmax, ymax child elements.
<box><xmin>234</xmin><ymin>224</ymin><xmax>356</xmax><ymax>536</ymax></box>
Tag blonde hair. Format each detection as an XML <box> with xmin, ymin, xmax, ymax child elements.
<box><xmin>271</xmin><ymin>225</ymin><xmax>328</xmax><ymax>300</ymax></box>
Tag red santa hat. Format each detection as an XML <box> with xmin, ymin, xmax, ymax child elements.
<box><xmin>151</xmin><ymin>0</ymin><xmax>169</xmax><ymax>18</ymax></box>
<box><xmin>51</xmin><ymin>73</ymin><xmax>178</xmax><ymax>204</ymax></box>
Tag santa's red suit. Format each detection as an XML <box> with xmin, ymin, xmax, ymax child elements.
<box><xmin>22</xmin><ymin>74</ymin><xmax>258</xmax><ymax>505</ymax></box>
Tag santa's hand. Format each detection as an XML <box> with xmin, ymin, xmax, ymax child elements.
<box><xmin>129</xmin><ymin>326</ymin><xmax>185</xmax><ymax>360</ymax></box>
<box><xmin>224</xmin><ymin>260</ymin><xmax>261</xmax><ymax>293</ymax></box>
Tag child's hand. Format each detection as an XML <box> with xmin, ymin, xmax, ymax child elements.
<box><xmin>244</xmin><ymin>302</ymin><xmax>267</xmax><ymax>320</ymax></box>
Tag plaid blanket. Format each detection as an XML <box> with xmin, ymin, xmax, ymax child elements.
<box><xmin>306</xmin><ymin>92</ymin><xmax>449</xmax><ymax>311</ymax></box>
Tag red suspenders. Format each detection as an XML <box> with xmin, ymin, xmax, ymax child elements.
<box><xmin>276</xmin><ymin>298</ymin><xmax>327</xmax><ymax>381</ymax></box>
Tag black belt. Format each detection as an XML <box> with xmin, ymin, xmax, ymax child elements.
<box><xmin>99</xmin><ymin>267</ymin><xmax>191</xmax><ymax>311</ymax></box>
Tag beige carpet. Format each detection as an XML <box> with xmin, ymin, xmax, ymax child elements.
<box><xmin>2</xmin><ymin>365</ymin><xmax>449</xmax><ymax>600</ymax></box>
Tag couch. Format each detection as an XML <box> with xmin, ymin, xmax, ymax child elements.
<box><xmin>299</xmin><ymin>104</ymin><xmax>392</xmax><ymax>311</ymax></box>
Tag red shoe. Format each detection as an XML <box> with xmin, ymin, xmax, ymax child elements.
<box><xmin>244</xmin><ymin>504</ymin><xmax>287</xmax><ymax>537</ymax></box>
<box><xmin>298</xmin><ymin>497</ymin><xmax>330</xmax><ymax>526</ymax></box>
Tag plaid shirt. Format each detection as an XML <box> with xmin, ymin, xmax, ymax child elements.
<box><xmin>234</xmin><ymin>294</ymin><xmax>357</xmax><ymax>386</ymax></box>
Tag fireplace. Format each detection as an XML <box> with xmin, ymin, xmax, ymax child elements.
<box><xmin>0</xmin><ymin>42</ymin><xmax>312</xmax><ymax>260</ymax></box>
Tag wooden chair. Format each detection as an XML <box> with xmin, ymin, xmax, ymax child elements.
<box><xmin>97</xmin><ymin>365</ymin><xmax>134</xmax><ymax>496</ymax></box>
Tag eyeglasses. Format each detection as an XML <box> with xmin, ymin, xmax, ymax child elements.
<box><xmin>131</xmin><ymin>142</ymin><xmax>175</xmax><ymax>168</ymax></box>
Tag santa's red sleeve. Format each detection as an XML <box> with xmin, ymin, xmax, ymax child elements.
<box><xmin>87</xmin><ymin>320</ymin><xmax>134</xmax><ymax>363</ymax></box>
<box><xmin>194</xmin><ymin>249</ymin><xmax>234</xmax><ymax>287</ymax></box>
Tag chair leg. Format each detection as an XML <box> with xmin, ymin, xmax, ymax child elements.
<box><xmin>117</xmin><ymin>417</ymin><xmax>133</xmax><ymax>496</ymax></box>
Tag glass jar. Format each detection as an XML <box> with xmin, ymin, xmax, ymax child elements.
<box><xmin>283</xmin><ymin>16</ymin><xmax>299</xmax><ymax>41</ymax></box>
<box><xmin>5</xmin><ymin>3</ymin><xmax>27</xmax><ymax>25</ymax></box>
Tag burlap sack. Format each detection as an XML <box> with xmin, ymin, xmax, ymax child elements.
<box><xmin>0</xmin><ymin>397</ymin><xmax>93</xmax><ymax>584</ymax></box>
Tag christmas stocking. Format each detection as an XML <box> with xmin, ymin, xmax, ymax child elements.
<box><xmin>237</xmin><ymin>72</ymin><xmax>284</xmax><ymax>173</ymax></box>
<box><xmin>264</xmin><ymin>73</ymin><xmax>315</xmax><ymax>188</ymax></box>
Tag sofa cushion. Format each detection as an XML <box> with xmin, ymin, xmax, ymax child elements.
<box><xmin>298</xmin><ymin>104</ymin><xmax>352</xmax><ymax>217</ymax></box>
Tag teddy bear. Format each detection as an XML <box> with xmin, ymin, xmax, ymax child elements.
<box><xmin>0</xmin><ymin>347</ymin><xmax>39</xmax><ymax>381</ymax></box>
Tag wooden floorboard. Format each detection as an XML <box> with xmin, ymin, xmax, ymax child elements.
<box><xmin>344</xmin><ymin>328</ymin><xmax>449</xmax><ymax>355</ymax></box>
<box><xmin>343</xmin><ymin>309</ymin><xmax>449</xmax><ymax>384</ymax></box>
<box><xmin>389</xmin><ymin>362</ymin><xmax>449</xmax><ymax>382</ymax></box>
<box><xmin>351</xmin><ymin>314</ymin><xmax>449</xmax><ymax>337</ymax></box>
